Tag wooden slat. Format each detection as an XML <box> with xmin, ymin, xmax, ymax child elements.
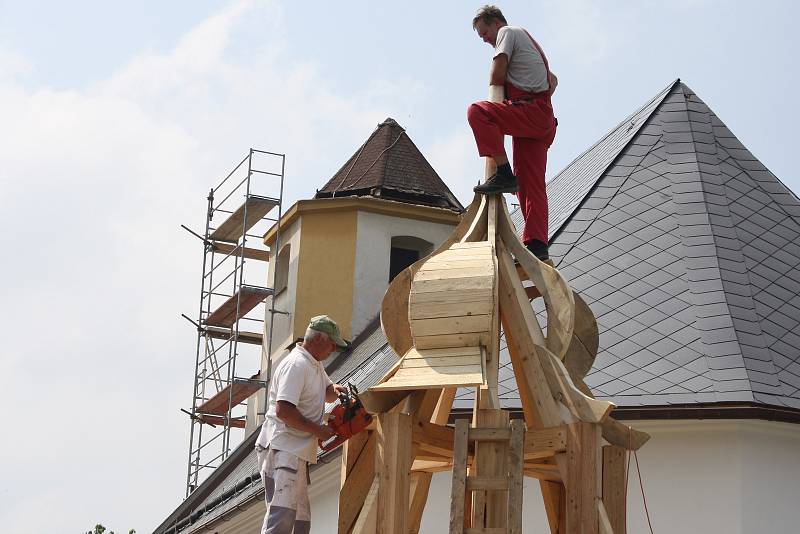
<box><xmin>211</xmin><ymin>242</ymin><xmax>270</xmax><ymax>261</ymax></box>
<box><xmin>196</xmin><ymin>414</ymin><xmax>246</xmax><ymax>428</ymax></box>
<box><xmin>352</xmin><ymin>476</ymin><xmax>380</xmax><ymax>534</ymax></box>
<box><xmin>403</xmin><ymin>355</ymin><xmax>486</xmax><ymax>368</ymax></box>
<box><xmin>338</xmin><ymin>432</ymin><xmax>377</xmax><ymax>533</ymax></box>
<box><xmin>411</xmin><ymin>315</ymin><xmax>492</xmax><ymax>336</ymax></box>
<box><xmin>566</xmin><ymin>423</ymin><xmax>600</xmax><ymax>534</ymax></box>
<box><xmin>508</xmin><ymin>419</ymin><xmax>525</xmax><ymax>534</ymax></box>
<box><xmin>412</xmin><ymin>275</ymin><xmax>494</xmax><ymax>294</ymax></box>
<box><xmin>452</xmin><ymin>241</ymin><xmax>493</xmax><ymax>249</ymax></box>
<box><xmin>449</xmin><ymin>419</ymin><xmax>470</xmax><ymax>534</ymax></box>
<box><xmin>410</xmin><ymin>299</ymin><xmax>494</xmax><ymax>320</ymax></box>
<box><xmin>204</xmin><ymin>285</ymin><xmax>272</xmax><ymax>328</ymax></box>
<box><xmin>209</xmin><ymin>195</ymin><xmax>278</xmax><ymax>243</ymax></box>
<box><xmin>525</xmin><ymin>426</ymin><xmax>567</xmax><ymax>460</ymax></box>
<box><xmin>423</xmin><ymin>259</ymin><xmax>494</xmax><ymax>269</ymax></box>
<box><xmin>196</xmin><ymin>378</ymin><xmax>263</xmax><ymax>415</ymax></box>
<box><xmin>405</xmin><ymin>346</ymin><xmax>482</xmax><ymax>359</ymax></box>
<box><xmin>466</xmin><ymin>476</ymin><xmax>509</xmax><ymax>491</ymax></box>
<box><xmin>409</xmin><ymin>288</ymin><xmax>493</xmax><ymax>304</ymax></box>
<box><xmin>602</xmin><ymin>445</ymin><xmax>626</xmax><ymax>534</ymax></box>
<box><xmin>204</xmin><ymin>326</ymin><xmax>263</xmax><ymax>346</ymax></box>
<box><xmin>414</xmin><ymin>266</ymin><xmax>494</xmax><ymax>281</ymax></box>
<box><xmin>415</xmin><ymin>332</ymin><xmax>489</xmax><ymax>350</ymax></box>
<box><xmin>464</xmin><ymin>528</ymin><xmax>506</xmax><ymax>534</ymax></box>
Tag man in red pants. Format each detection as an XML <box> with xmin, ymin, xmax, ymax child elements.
<box><xmin>468</xmin><ymin>5</ymin><xmax>557</xmax><ymax>261</ymax></box>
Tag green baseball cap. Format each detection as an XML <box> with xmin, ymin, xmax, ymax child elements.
<box><xmin>308</xmin><ymin>315</ymin><xmax>350</xmax><ymax>349</ymax></box>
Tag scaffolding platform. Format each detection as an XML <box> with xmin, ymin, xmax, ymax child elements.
<box><xmin>209</xmin><ymin>195</ymin><xmax>279</xmax><ymax>243</ymax></box>
<box><xmin>204</xmin><ymin>326</ymin><xmax>264</xmax><ymax>346</ymax></box>
<box><xmin>204</xmin><ymin>285</ymin><xmax>273</xmax><ymax>328</ymax></box>
<box><xmin>197</xmin><ymin>415</ymin><xmax>246</xmax><ymax>429</ymax></box>
<box><xmin>211</xmin><ymin>242</ymin><xmax>270</xmax><ymax>262</ymax></box>
<box><xmin>196</xmin><ymin>375</ymin><xmax>266</xmax><ymax>416</ymax></box>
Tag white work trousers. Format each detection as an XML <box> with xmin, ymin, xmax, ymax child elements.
<box><xmin>256</xmin><ymin>446</ymin><xmax>311</xmax><ymax>534</ymax></box>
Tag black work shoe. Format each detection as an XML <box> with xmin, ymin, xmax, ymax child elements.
<box><xmin>473</xmin><ymin>172</ymin><xmax>519</xmax><ymax>194</ymax></box>
<box><xmin>525</xmin><ymin>240</ymin><xmax>550</xmax><ymax>262</ymax></box>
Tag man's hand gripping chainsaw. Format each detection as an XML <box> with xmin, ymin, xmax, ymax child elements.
<box><xmin>319</xmin><ymin>383</ymin><xmax>373</xmax><ymax>452</ymax></box>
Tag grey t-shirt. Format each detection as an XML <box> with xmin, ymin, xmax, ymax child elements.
<box><xmin>494</xmin><ymin>26</ymin><xmax>549</xmax><ymax>94</ymax></box>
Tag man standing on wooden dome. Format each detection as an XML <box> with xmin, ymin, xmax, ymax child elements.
<box><xmin>468</xmin><ymin>5</ymin><xmax>558</xmax><ymax>262</ymax></box>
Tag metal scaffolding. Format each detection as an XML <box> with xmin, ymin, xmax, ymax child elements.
<box><xmin>181</xmin><ymin>149</ymin><xmax>285</xmax><ymax>496</ymax></box>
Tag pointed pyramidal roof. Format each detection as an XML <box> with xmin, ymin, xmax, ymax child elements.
<box><xmin>315</xmin><ymin>118</ymin><xmax>463</xmax><ymax>211</ymax></box>
<box><xmin>529</xmin><ymin>79</ymin><xmax>800</xmax><ymax>409</ymax></box>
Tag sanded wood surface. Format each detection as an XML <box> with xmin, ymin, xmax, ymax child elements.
<box><xmin>376</xmin><ymin>413</ymin><xmax>412</xmax><ymax>533</ymax></box>
<box><xmin>209</xmin><ymin>195</ymin><xmax>278</xmax><ymax>243</ymax></box>
<box><xmin>566</xmin><ymin>422</ymin><xmax>601</xmax><ymax>534</ymax></box>
<box><xmin>381</xmin><ymin>197</ymin><xmax>484</xmax><ymax>357</ymax></box>
<box><xmin>602</xmin><ymin>445</ymin><xmax>626</xmax><ymax>534</ymax></box>
<box><xmin>449</xmin><ymin>419</ymin><xmax>470</xmax><ymax>534</ymax></box>
<box><xmin>508</xmin><ymin>419</ymin><xmax>525</xmax><ymax>534</ymax></box>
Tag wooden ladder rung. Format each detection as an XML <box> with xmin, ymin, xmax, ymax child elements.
<box><xmin>465</xmin><ymin>528</ymin><xmax>506</xmax><ymax>534</ymax></box>
<box><xmin>466</xmin><ymin>476</ymin><xmax>510</xmax><ymax>491</ymax></box>
<box><xmin>468</xmin><ymin>428</ymin><xmax>511</xmax><ymax>441</ymax></box>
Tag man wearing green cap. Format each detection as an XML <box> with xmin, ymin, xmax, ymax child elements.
<box><xmin>255</xmin><ymin>315</ymin><xmax>350</xmax><ymax>534</ymax></box>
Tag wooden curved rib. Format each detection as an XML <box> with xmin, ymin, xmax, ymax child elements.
<box><xmin>380</xmin><ymin>195</ymin><xmax>483</xmax><ymax>357</ymax></box>
<box><xmin>497</xmin><ymin>201</ymin><xmax>574</xmax><ymax>360</ymax></box>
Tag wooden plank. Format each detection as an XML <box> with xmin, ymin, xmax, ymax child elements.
<box><xmin>203</xmin><ymin>326</ymin><xmax>263</xmax><ymax>346</ymax></box>
<box><xmin>414</xmin><ymin>332</ymin><xmax>489</xmax><ymax>350</ymax></box>
<box><xmin>460</xmin><ymin>195</ymin><xmax>488</xmax><ymax>243</ymax></box>
<box><xmin>409</xmin><ymin>299</ymin><xmax>494</xmax><ymax>320</ymax></box>
<box><xmin>376</xmin><ymin>413</ymin><xmax>412</xmax><ymax>534</ymax></box>
<box><xmin>204</xmin><ymin>285</ymin><xmax>272</xmax><ymax>328</ymax></box>
<box><xmin>411</xmin><ymin>314</ymin><xmax>492</xmax><ymax>336</ymax></box>
<box><xmin>211</xmin><ymin>242</ymin><xmax>270</xmax><ymax>261</ymax></box>
<box><xmin>602</xmin><ymin>445</ymin><xmax>626</xmax><ymax>534</ymax></box>
<box><xmin>508</xmin><ymin>419</ymin><xmax>525</xmax><ymax>534</ymax></box>
<box><xmin>409</xmin><ymin>288</ymin><xmax>493</xmax><ymax>304</ymax></box>
<box><xmin>352</xmin><ymin>476</ymin><xmax>380</xmax><ymax>534</ymax></box>
<box><xmin>196</xmin><ymin>378</ymin><xmax>263</xmax><ymax>415</ymax></box>
<box><xmin>525</xmin><ymin>426</ymin><xmax>567</xmax><ymax>459</ymax></box>
<box><xmin>602</xmin><ymin>418</ymin><xmax>651</xmax><ymax>451</ymax></box>
<box><xmin>466</xmin><ymin>476</ymin><xmax>509</xmax><ymax>491</ymax></box>
<box><xmin>394</xmin><ymin>364</ymin><xmax>485</xmax><ymax>379</ymax></box>
<box><xmin>464</xmin><ymin>529</ymin><xmax>505</xmax><ymax>534</ymax></box>
<box><xmin>450</xmin><ymin>419</ymin><xmax>470</xmax><ymax>534</ymax></box>
<box><xmin>452</xmin><ymin>241</ymin><xmax>493</xmax><ymax>249</ymax></box>
<box><xmin>359</xmin><ymin>389</ymin><xmax>412</xmax><ymax>414</ymax></box>
<box><xmin>414</xmin><ymin>265</ymin><xmax>494</xmax><ymax>280</ymax></box>
<box><xmin>566</xmin><ymin>423</ymin><xmax>600</xmax><ymax>534</ymax></box>
<box><xmin>412</xmin><ymin>275</ymin><xmax>494</xmax><ymax>294</ymax></box>
<box><xmin>540</xmin><ymin>481</ymin><xmax>565</xmax><ymax>534</ymax></box>
<box><xmin>405</xmin><ymin>346</ymin><xmax>483</xmax><ymax>359</ymax></box>
<box><xmin>403</xmin><ymin>355</ymin><xmax>486</xmax><ymax>368</ymax></box>
<box><xmin>411</xmin><ymin>419</ymin><xmax>456</xmax><ymax>457</ymax></box>
<box><xmin>338</xmin><ymin>432</ymin><xmax>377</xmax><ymax>533</ymax></box>
<box><xmin>598</xmin><ymin>500</ymin><xmax>614</xmax><ymax>534</ymax></box>
<box><xmin>341</xmin><ymin>430</ymin><xmax>371</xmax><ymax>488</ymax></box>
<box><xmin>209</xmin><ymin>195</ymin><xmax>278</xmax><ymax>243</ymax></box>
<box><xmin>195</xmin><ymin>414</ymin><xmax>245</xmax><ymax>428</ymax></box>
<box><xmin>424</xmin><ymin>259</ymin><xmax>493</xmax><ymax>269</ymax></box>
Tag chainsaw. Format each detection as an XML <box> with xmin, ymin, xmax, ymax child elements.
<box><xmin>319</xmin><ymin>383</ymin><xmax>373</xmax><ymax>452</ymax></box>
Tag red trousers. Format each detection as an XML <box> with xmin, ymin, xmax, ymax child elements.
<box><xmin>467</xmin><ymin>85</ymin><xmax>556</xmax><ymax>245</ymax></box>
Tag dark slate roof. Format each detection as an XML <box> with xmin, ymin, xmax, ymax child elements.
<box><xmin>544</xmin><ymin>79</ymin><xmax>800</xmax><ymax>408</ymax></box>
<box><xmin>315</xmin><ymin>117</ymin><xmax>464</xmax><ymax>211</ymax></box>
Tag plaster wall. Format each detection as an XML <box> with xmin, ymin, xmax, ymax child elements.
<box><xmin>351</xmin><ymin>210</ymin><xmax>456</xmax><ymax>338</ymax></box>
<box><xmin>304</xmin><ymin>419</ymin><xmax>800</xmax><ymax>534</ymax></box>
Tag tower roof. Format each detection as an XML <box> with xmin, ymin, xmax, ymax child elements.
<box><xmin>315</xmin><ymin>118</ymin><xmax>464</xmax><ymax>211</ymax></box>
<box><xmin>535</xmin><ymin>79</ymin><xmax>800</xmax><ymax>408</ymax></box>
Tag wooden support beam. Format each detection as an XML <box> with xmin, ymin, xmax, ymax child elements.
<box><xmin>351</xmin><ymin>476</ymin><xmax>379</xmax><ymax>534</ymax></box>
<box><xmin>540</xmin><ymin>481</ymin><xmax>567</xmax><ymax>534</ymax></box>
<box><xmin>338</xmin><ymin>432</ymin><xmax>377</xmax><ymax>534</ymax></box>
<box><xmin>341</xmin><ymin>429</ymin><xmax>371</xmax><ymax>488</ymax></box>
<box><xmin>602</xmin><ymin>445</ymin><xmax>626</xmax><ymax>534</ymax></box>
<box><xmin>508</xmin><ymin>419</ymin><xmax>525</xmax><ymax>534</ymax></box>
<box><xmin>376</xmin><ymin>412</ymin><xmax>412</xmax><ymax>534</ymax></box>
<box><xmin>566</xmin><ymin>422</ymin><xmax>601</xmax><ymax>534</ymax></box>
<box><xmin>450</xmin><ymin>419</ymin><xmax>470</xmax><ymax>534</ymax></box>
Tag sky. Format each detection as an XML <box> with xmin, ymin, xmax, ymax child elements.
<box><xmin>0</xmin><ymin>1</ymin><xmax>797</xmax><ymax>532</ymax></box>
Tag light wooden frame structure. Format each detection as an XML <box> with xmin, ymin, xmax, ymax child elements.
<box><xmin>335</xmin><ymin>191</ymin><xmax>649</xmax><ymax>533</ymax></box>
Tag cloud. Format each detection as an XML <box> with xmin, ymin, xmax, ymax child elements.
<box><xmin>0</xmin><ymin>1</ymin><xmax>430</xmax><ymax>532</ymax></box>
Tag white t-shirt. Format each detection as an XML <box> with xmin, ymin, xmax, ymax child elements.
<box><xmin>494</xmin><ymin>26</ymin><xmax>549</xmax><ymax>94</ymax></box>
<box><xmin>256</xmin><ymin>345</ymin><xmax>333</xmax><ymax>463</ymax></box>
